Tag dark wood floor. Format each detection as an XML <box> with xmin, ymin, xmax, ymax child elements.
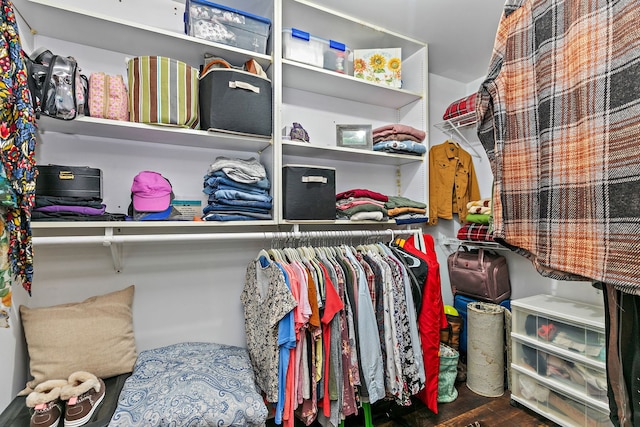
<box><xmin>268</xmin><ymin>381</ymin><xmax>560</xmax><ymax>426</ymax></box>
<box><xmin>371</xmin><ymin>383</ymin><xmax>559</xmax><ymax>427</ymax></box>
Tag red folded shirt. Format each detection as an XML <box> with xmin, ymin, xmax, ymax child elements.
<box><xmin>442</xmin><ymin>93</ymin><xmax>477</xmax><ymax>120</ymax></box>
<box><xmin>336</xmin><ymin>189</ymin><xmax>388</xmax><ymax>202</ymax></box>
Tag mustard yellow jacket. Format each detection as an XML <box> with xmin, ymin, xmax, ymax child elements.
<box><xmin>428</xmin><ymin>140</ymin><xmax>481</xmax><ymax>225</ymax></box>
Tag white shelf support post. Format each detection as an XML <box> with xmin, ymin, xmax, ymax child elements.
<box><xmin>103</xmin><ymin>227</ymin><xmax>123</xmax><ymax>272</ymax></box>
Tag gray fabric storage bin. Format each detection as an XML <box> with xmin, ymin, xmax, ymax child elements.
<box><xmin>283</xmin><ymin>165</ymin><xmax>335</xmax><ymax>220</ymax></box>
<box><xmin>199</xmin><ymin>68</ymin><xmax>272</xmax><ymax>136</ymax></box>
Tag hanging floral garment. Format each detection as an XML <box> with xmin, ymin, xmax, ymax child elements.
<box><xmin>0</xmin><ymin>218</ymin><xmax>12</xmax><ymax>326</ymax></box>
<box><xmin>0</xmin><ymin>0</ymin><xmax>38</xmax><ymax>296</ymax></box>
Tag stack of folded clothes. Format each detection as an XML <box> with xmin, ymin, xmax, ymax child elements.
<box><xmin>465</xmin><ymin>198</ymin><xmax>491</xmax><ymax>224</ymax></box>
<box><xmin>456</xmin><ymin>198</ymin><xmax>494</xmax><ymax>241</ymax></box>
<box><xmin>336</xmin><ymin>188</ymin><xmax>389</xmax><ymax>221</ymax></box>
<box><xmin>385</xmin><ymin>195</ymin><xmax>428</xmax><ymax>224</ymax></box>
<box><xmin>202</xmin><ymin>156</ymin><xmax>272</xmax><ymax>221</ymax></box>
<box><xmin>372</xmin><ymin>124</ymin><xmax>427</xmax><ymax>156</ymax></box>
<box><xmin>456</xmin><ymin>222</ymin><xmax>494</xmax><ymax>242</ymax></box>
<box><xmin>335</xmin><ymin>189</ymin><xmax>428</xmax><ymax>223</ymax></box>
<box><xmin>33</xmin><ymin>196</ymin><xmax>125</xmax><ymax>221</ymax></box>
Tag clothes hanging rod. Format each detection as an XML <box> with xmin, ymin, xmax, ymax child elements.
<box><xmin>32</xmin><ymin>228</ymin><xmax>422</xmax><ymax>246</ymax></box>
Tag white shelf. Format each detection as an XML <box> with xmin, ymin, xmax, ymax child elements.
<box><xmin>281</xmin><ymin>219</ymin><xmax>399</xmax><ymax>226</ymax></box>
<box><xmin>36</xmin><ymin>116</ymin><xmax>273</xmax><ymax>153</ymax></box>
<box><xmin>31</xmin><ymin>221</ymin><xmax>277</xmax><ymax>231</ymax></box>
<box><xmin>19</xmin><ymin>0</ymin><xmax>429</xmax><ymax>242</ymax></box>
<box><xmin>282</xmin><ymin>59</ymin><xmax>422</xmax><ymax>109</ymax></box>
<box><xmin>282</xmin><ymin>141</ymin><xmax>423</xmax><ymax>166</ymax></box>
<box><xmin>277</xmin><ymin>0</ymin><xmax>429</xmax><ymax>224</ymax></box>
<box><xmin>439</xmin><ymin>235</ymin><xmax>511</xmax><ymax>251</ymax></box>
<box><xmin>281</xmin><ymin>0</ymin><xmax>426</xmax><ymax>108</ymax></box>
<box><xmin>283</xmin><ymin>0</ymin><xmax>425</xmax><ymax>58</ymax></box>
<box><xmin>13</xmin><ymin>0</ymin><xmax>273</xmax><ymax>69</ymax></box>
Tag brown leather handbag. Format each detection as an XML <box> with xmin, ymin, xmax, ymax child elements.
<box><xmin>447</xmin><ymin>246</ymin><xmax>511</xmax><ymax>303</ymax></box>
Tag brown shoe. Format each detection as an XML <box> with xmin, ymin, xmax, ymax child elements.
<box><xmin>60</xmin><ymin>372</ymin><xmax>105</xmax><ymax>427</ymax></box>
<box><xmin>26</xmin><ymin>379</ymin><xmax>68</xmax><ymax>427</ymax></box>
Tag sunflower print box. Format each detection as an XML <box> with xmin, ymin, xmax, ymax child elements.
<box><xmin>353</xmin><ymin>48</ymin><xmax>402</xmax><ymax>89</ymax></box>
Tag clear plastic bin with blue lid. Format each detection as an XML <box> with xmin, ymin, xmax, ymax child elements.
<box><xmin>282</xmin><ymin>27</ymin><xmax>353</xmax><ymax>75</ymax></box>
<box><xmin>185</xmin><ymin>0</ymin><xmax>271</xmax><ymax>54</ymax></box>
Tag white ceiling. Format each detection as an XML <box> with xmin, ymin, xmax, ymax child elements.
<box><xmin>317</xmin><ymin>0</ymin><xmax>506</xmax><ymax>83</ymax></box>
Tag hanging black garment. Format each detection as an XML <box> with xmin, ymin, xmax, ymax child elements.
<box><xmin>389</xmin><ymin>244</ymin><xmax>428</xmax><ymax>313</ymax></box>
<box><xmin>602</xmin><ymin>282</ymin><xmax>640</xmax><ymax>427</ymax></box>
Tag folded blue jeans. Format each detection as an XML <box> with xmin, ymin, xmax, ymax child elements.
<box><xmin>204</xmin><ymin>171</ymin><xmax>270</xmax><ymax>190</ymax></box>
<box><xmin>213</xmin><ymin>189</ymin><xmax>272</xmax><ymax>203</ymax></box>
<box><xmin>203</xmin><ymin>203</ymin><xmax>271</xmax><ymax>215</ymax></box>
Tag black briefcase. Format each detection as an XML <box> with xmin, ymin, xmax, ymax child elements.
<box><xmin>36</xmin><ymin>164</ymin><xmax>102</xmax><ymax>199</ymax></box>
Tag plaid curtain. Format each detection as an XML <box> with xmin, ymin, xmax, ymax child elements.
<box><xmin>477</xmin><ymin>0</ymin><xmax>640</xmax><ymax>294</ymax></box>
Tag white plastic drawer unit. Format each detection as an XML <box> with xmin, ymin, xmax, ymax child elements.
<box><xmin>511</xmin><ymin>295</ymin><xmax>606</xmax><ymax>364</ymax></box>
<box><xmin>510</xmin><ymin>294</ymin><xmax>610</xmax><ymax>427</ymax></box>
<box><xmin>512</xmin><ymin>338</ymin><xmax>608</xmax><ymax>404</ymax></box>
<box><xmin>511</xmin><ymin>370</ymin><xmax>613</xmax><ymax>427</ymax></box>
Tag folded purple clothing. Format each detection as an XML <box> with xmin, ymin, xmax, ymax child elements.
<box><xmin>34</xmin><ymin>204</ymin><xmax>107</xmax><ymax>215</ymax></box>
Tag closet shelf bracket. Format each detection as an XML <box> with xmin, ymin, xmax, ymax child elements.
<box><xmin>438</xmin><ymin>232</ymin><xmax>511</xmax><ymax>252</ymax></box>
<box><xmin>102</xmin><ymin>227</ymin><xmax>123</xmax><ymax>273</ymax></box>
<box><xmin>433</xmin><ymin>112</ymin><xmax>483</xmax><ymax>160</ymax></box>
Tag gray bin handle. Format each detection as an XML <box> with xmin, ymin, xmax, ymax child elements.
<box><xmin>302</xmin><ymin>175</ymin><xmax>327</xmax><ymax>184</ymax></box>
<box><xmin>229</xmin><ymin>81</ymin><xmax>260</xmax><ymax>93</ymax></box>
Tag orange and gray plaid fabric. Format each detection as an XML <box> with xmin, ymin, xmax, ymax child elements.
<box><xmin>476</xmin><ymin>0</ymin><xmax>640</xmax><ymax>294</ymax></box>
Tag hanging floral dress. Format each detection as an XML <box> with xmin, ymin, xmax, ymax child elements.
<box><xmin>0</xmin><ymin>0</ymin><xmax>38</xmax><ymax>306</ymax></box>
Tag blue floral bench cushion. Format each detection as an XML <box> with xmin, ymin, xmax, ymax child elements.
<box><xmin>109</xmin><ymin>342</ymin><xmax>268</xmax><ymax>426</ymax></box>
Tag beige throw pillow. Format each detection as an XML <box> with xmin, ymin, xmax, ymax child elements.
<box><xmin>20</xmin><ymin>285</ymin><xmax>137</xmax><ymax>392</ymax></box>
